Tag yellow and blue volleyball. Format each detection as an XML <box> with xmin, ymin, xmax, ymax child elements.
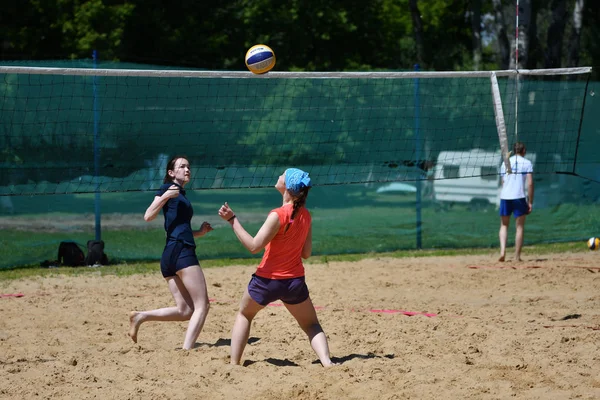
<box><xmin>245</xmin><ymin>44</ymin><xmax>276</xmax><ymax>74</ymax></box>
<box><xmin>587</xmin><ymin>237</ymin><xmax>599</xmax><ymax>251</ymax></box>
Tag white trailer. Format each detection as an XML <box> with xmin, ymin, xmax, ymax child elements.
<box><xmin>433</xmin><ymin>149</ymin><xmax>502</xmax><ymax>207</ymax></box>
<box><xmin>433</xmin><ymin>149</ymin><xmax>537</xmax><ymax>208</ymax></box>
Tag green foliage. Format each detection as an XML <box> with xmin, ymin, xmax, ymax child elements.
<box><xmin>2</xmin><ymin>0</ymin><xmax>134</xmax><ymax>59</ymax></box>
<box><xmin>2</xmin><ymin>0</ymin><xmax>598</xmax><ymax>71</ymax></box>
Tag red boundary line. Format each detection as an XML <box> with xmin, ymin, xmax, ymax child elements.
<box><xmin>467</xmin><ymin>265</ymin><xmax>543</xmax><ymax>269</ymax></box>
<box><xmin>466</xmin><ymin>265</ymin><xmax>600</xmax><ymax>272</ymax></box>
<box><xmin>13</xmin><ymin>293</ymin><xmax>448</xmax><ymax>318</ymax></box>
<box><xmin>208</xmin><ymin>298</ymin><xmax>441</xmax><ymax>317</ymax></box>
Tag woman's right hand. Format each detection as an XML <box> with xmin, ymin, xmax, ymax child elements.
<box><xmin>144</xmin><ymin>186</ymin><xmax>178</xmax><ymax>222</ymax></box>
<box><xmin>162</xmin><ymin>184</ymin><xmax>180</xmax><ymax>199</ymax></box>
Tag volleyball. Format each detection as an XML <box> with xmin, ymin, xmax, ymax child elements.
<box><xmin>245</xmin><ymin>44</ymin><xmax>276</xmax><ymax>74</ymax></box>
<box><xmin>587</xmin><ymin>237</ymin><xmax>599</xmax><ymax>251</ymax></box>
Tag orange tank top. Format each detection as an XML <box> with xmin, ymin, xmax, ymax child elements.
<box><xmin>255</xmin><ymin>203</ymin><xmax>311</xmax><ymax>279</ymax></box>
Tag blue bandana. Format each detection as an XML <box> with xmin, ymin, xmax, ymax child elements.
<box><xmin>285</xmin><ymin>168</ymin><xmax>311</xmax><ymax>196</ymax></box>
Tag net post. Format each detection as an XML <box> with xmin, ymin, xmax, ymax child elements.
<box><xmin>93</xmin><ymin>50</ymin><xmax>102</xmax><ymax>241</ymax></box>
<box><xmin>414</xmin><ymin>63</ymin><xmax>422</xmax><ymax>250</ymax></box>
<box><xmin>490</xmin><ymin>72</ymin><xmax>512</xmax><ymax>174</ymax></box>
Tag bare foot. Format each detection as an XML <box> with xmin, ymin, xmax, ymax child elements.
<box><xmin>498</xmin><ymin>255</ymin><xmax>505</xmax><ymax>262</ymax></box>
<box><xmin>128</xmin><ymin>311</ymin><xmax>142</xmax><ymax>343</ymax></box>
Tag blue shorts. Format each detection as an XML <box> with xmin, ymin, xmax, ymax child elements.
<box><xmin>248</xmin><ymin>274</ymin><xmax>309</xmax><ymax>306</ymax></box>
<box><xmin>499</xmin><ymin>198</ymin><xmax>529</xmax><ymax>218</ymax></box>
<box><xmin>160</xmin><ymin>241</ymin><xmax>199</xmax><ymax>278</ymax></box>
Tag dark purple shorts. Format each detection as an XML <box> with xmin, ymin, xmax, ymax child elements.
<box><xmin>160</xmin><ymin>241</ymin><xmax>199</xmax><ymax>278</ymax></box>
<box><xmin>248</xmin><ymin>274</ymin><xmax>309</xmax><ymax>306</ymax></box>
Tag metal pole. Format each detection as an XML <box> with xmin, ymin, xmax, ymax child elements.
<box><xmin>414</xmin><ymin>64</ymin><xmax>422</xmax><ymax>249</ymax></box>
<box><xmin>514</xmin><ymin>0</ymin><xmax>520</xmax><ymax>142</ymax></box>
<box><xmin>93</xmin><ymin>50</ymin><xmax>101</xmax><ymax>241</ymax></box>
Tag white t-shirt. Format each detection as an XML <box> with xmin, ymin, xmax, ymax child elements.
<box><xmin>500</xmin><ymin>155</ymin><xmax>533</xmax><ymax>200</ymax></box>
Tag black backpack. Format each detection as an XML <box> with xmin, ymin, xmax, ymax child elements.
<box><xmin>57</xmin><ymin>241</ymin><xmax>85</xmax><ymax>267</ymax></box>
<box><xmin>84</xmin><ymin>240</ymin><xmax>109</xmax><ymax>266</ymax></box>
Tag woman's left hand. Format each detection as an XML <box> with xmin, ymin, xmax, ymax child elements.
<box><xmin>218</xmin><ymin>202</ymin><xmax>234</xmax><ymax>221</ymax></box>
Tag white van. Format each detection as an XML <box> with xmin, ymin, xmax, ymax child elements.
<box><xmin>432</xmin><ymin>149</ymin><xmax>537</xmax><ymax>208</ymax></box>
<box><xmin>433</xmin><ymin>149</ymin><xmax>536</xmax><ymax>207</ymax></box>
<box><xmin>433</xmin><ymin>149</ymin><xmax>501</xmax><ymax>207</ymax></box>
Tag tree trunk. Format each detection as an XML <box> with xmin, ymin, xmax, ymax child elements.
<box><xmin>491</xmin><ymin>0</ymin><xmax>510</xmax><ymax>70</ymax></box>
<box><xmin>524</xmin><ymin>0</ymin><xmax>540</xmax><ymax>69</ymax></box>
<box><xmin>470</xmin><ymin>0</ymin><xmax>482</xmax><ymax>70</ymax></box>
<box><xmin>409</xmin><ymin>0</ymin><xmax>425</xmax><ymax>67</ymax></box>
<box><xmin>567</xmin><ymin>0</ymin><xmax>585</xmax><ymax>67</ymax></box>
<box><xmin>545</xmin><ymin>0</ymin><xmax>568</xmax><ymax>68</ymax></box>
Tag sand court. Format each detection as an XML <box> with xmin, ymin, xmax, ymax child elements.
<box><xmin>1</xmin><ymin>251</ymin><xmax>599</xmax><ymax>399</ymax></box>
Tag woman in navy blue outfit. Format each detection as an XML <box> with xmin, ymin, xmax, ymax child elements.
<box><xmin>128</xmin><ymin>156</ymin><xmax>213</xmax><ymax>350</ymax></box>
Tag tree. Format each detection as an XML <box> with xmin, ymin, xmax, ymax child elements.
<box><xmin>523</xmin><ymin>0</ymin><xmax>541</xmax><ymax>69</ymax></box>
<box><xmin>491</xmin><ymin>0</ymin><xmax>511</xmax><ymax>69</ymax></box>
<box><xmin>409</xmin><ymin>0</ymin><xmax>425</xmax><ymax>67</ymax></box>
<box><xmin>0</xmin><ymin>0</ymin><xmax>134</xmax><ymax>60</ymax></box>
<box><xmin>470</xmin><ymin>0</ymin><xmax>482</xmax><ymax>70</ymax></box>
<box><xmin>566</xmin><ymin>0</ymin><xmax>585</xmax><ymax>67</ymax></box>
<box><xmin>545</xmin><ymin>0</ymin><xmax>568</xmax><ymax>68</ymax></box>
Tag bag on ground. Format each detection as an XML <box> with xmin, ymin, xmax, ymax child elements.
<box><xmin>57</xmin><ymin>241</ymin><xmax>85</xmax><ymax>267</ymax></box>
<box><xmin>85</xmin><ymin>240</ymin><xmax>109</xmax><ymax>266</ymax></box>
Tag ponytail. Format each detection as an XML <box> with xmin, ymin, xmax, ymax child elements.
<box><xmin>284</xmin><ymin>187</ymin><xmax>310</xmax><ymax>233</ymax></box>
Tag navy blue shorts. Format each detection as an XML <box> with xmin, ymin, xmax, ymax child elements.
<box><xmin>160</xmin><ymin>241</ymin><xmax>199</xmax><ymax>278</ymax></box>
<box><xmin>248</xmin><ymin>274</ymin><xmax>309</xmax><ymax>306</ymax></box>
<box><xmin>499</xmin><ymin>198</ymin><xmax>529</xmax><ymax>218</ymax></box>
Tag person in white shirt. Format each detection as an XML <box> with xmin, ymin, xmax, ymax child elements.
<box><xmin>498</xmin><ymin>142</ymin><xmax>534</xmax><ymax>262</ymax></box>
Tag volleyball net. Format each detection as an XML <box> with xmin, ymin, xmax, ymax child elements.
<box><xmin>0</xmin><ymin>64</ymin><xmax>593</xmax><ymax>195</ymax></box>
<box><xmin>0</xmin><ymin>62</ymin><xmax>598</xmax><ymax>268</ymax></box>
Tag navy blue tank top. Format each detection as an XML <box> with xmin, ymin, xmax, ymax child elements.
<box><xmin>155</xmin><ymin>183</ymin><xmax>195</xmax><ymax>246</ymax></box>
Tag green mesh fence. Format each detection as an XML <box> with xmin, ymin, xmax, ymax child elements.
<box><xmin>0</xmin><ymin>61</ymin><xmax>599</xmax><ymax>269</ymax></box>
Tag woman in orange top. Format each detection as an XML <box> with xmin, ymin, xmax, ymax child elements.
<box><xmin>218</xmin><ymin>168</ymin><xmax>335</xmax><ymax>367</ymax></box>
